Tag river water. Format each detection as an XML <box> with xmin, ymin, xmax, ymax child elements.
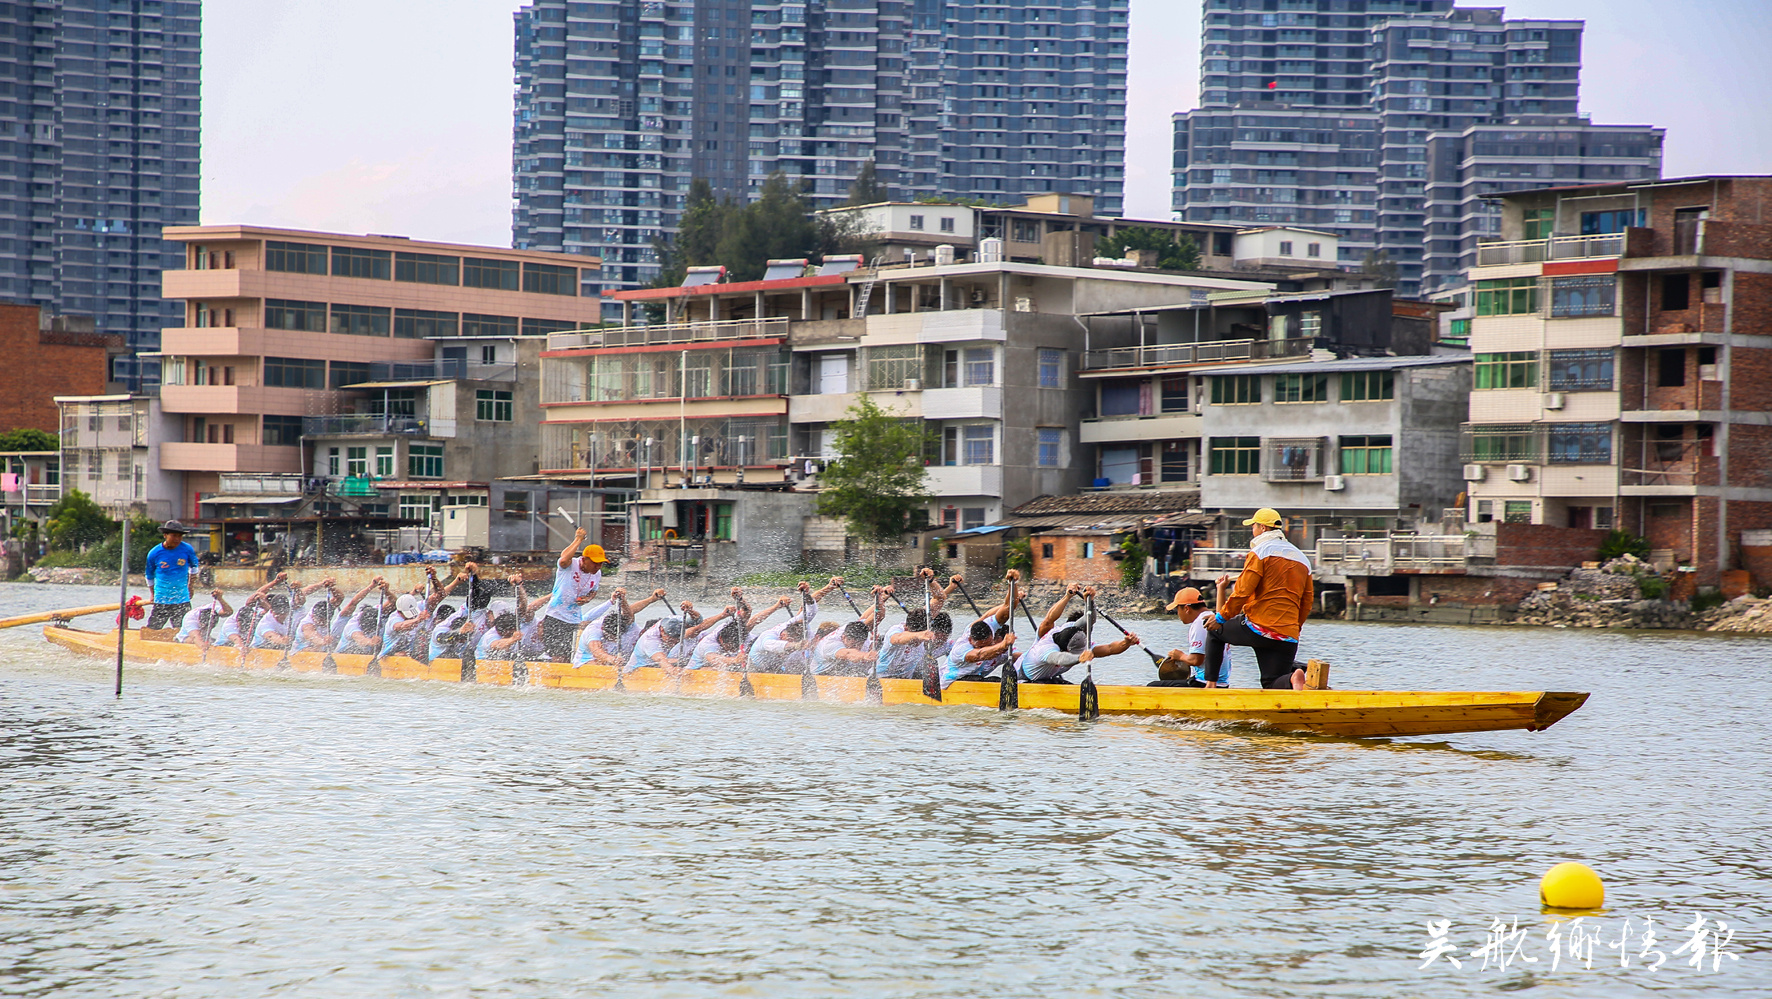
<box><xmin>1</xmin><ymin>581</ymin><xmax>1766</xmax><ymax>998</ymax></box>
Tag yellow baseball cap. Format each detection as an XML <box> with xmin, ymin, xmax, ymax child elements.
<box><xmin>580</xmin><ymin>543</ymin><xmax>607</xmax><ymax>562</ymax></box>
<box><xmin>1242</xmin><ymin>508</ymin><xmax>1284</xmax><ymax>528</ymax></box>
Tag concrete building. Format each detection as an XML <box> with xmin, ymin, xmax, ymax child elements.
<box><xmin>1172</xmin><ymin>1</ymin><xmax>1662</xmax><ymax>299</ymax></box>
<box><xmin>0</xmin><ymin>302</ymin><xmax>124</xmax><ymax>434</ymax></box>
<box><xmin>151</xmin><ymin>225</ymin><xmax>601</xmax><ymax>521</ymax></box>
<box><xmin>512</xmin><ymin>0</ymin><xmax>1130</xmax><ymax>305</ymax></box>
<box><xmin>1461</xmin><ymin>175</ymin><xmax>1772</xmax><ymax>587</ymax></box>
<box><xmin>1</xmin><ymin>447</ymin><xmax>59</xmax><ymax>536</ymax></box>
<box><xmin>0</xmin><ymin>1</ymin><xmax>201</xmax><ymax>391</ymax></box>
<box><xmin>54</xmin><ymin>393</ymin><xmax>180</xmax><ymax>521</ymax></box>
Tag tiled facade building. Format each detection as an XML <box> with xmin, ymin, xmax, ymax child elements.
<box><xmin>0</xmin><ymin>1</ymin><xmax>201</xmax><ymax>390</ymax></box>
<box><xmin>513</xmin><ymin>0</ymin><xmax>1129</xmax><ymax>307</ymax></box>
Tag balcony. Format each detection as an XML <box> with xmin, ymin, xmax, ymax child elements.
<box><xmin>302</xmin><ymin>414</ymin><xmax>433</xmax><ymax>437</ymax></box>
<box><xmin>1316</xmin><ymin>535</ymin><xmax>1490</xmax><ymax>576</ymax></box>
<box><xmin>547</xmin><ymin>317</ymin><xmax>787</xmax><ymax>352</ymax></box>
<box><xmin>1079</xmin><ymin>412</ymin><xmax>1201</xmax><ymax>444</ymax></box>
<box><xmin>1474</xmin><ymin>233</ymin><xmax>1624</xmax><ymax>267</ymax></box>
<box><xmin>921</xmin><ymin>386</ymin><xmax>1002</xmax><ymax>420</ymax></box>
<box><xmin>2</xmin><ymin>483</ymin><xmax>60</xmax><ymax>505</ymax></box>
<box><xmin>1080</xmin><ymin>337</ymin><xmax>1311</xmax><ymax>374</ymax></box>
<box><xmin>789</xmin><ymin>390</ymin><xmax>922</xmax><ymax>424</ymax></box>
<box><xmin>159</xmin><ymin>442</ymin><xmax>302</xmax><ymax>473</ymax></box>
<box><xmin>1261</xmin><ymin>438</ymin><xmax>1326</xmax><ymax>483</ymax></box>
<box><xmin>925</xmin><ymin>464</ymin><xmax>1003</xmax><ymax>498</ymax></box>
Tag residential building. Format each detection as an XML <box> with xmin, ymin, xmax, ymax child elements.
<box><xmin>1461</xmin><ymin>175</ymin><xmax>1772</xmax><ymax>587</ymax></box>
<box><xmin>54</xmin><ymin>393</ymin><xmax>179</xmax><ymax>521</ymax></box>
<box><xmin>1</xmin><ymin>447</ymin><xmax>58</xmax><ymax>535</ymax></box>
<box><xmin>0</xmin><ymin>302</ymin><xmax>124</xmax><ymax>434</ymax></box>
<box><xmin>1076</xmin><ymin>287</ymin><xmax>1442</xmax><ymax>507</ymax></box>
<box><xmin>0</xmin><ymin>1</ymin><xmax>201</xmax><ymax>390</ymax></box>
<box><xmin>1172</xmin><ymin>1</ymin><xmax>1661</xmax><ymax>298</ymax></box>
<box><xmin>512</xmin><ymin>0</ymin><xmax>1130</xmax><ymax>306</ymax></box>
<box><xmin>535</xmin><ymin>259</ymin><xmax>1269</xmax><ymax>565</ymax></box>
<box><xmin>151</xmin><ymin>225</ymin><xmax>601</xmax><ymax>520</ymax></box>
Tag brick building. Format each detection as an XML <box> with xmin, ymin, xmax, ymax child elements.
<box><xmin>0</xmin><ymin>303</ymin><xmax>122</xmax><ymax>434</ymax></box>
<box><xmin>1462</xmin><ymin>175</ymin><xmax>1772</xmax><ymax>586</ymax></box>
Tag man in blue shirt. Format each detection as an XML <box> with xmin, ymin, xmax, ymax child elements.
<box><xmin>144</xmin><ymin>520</ymin><xmax>200</xmax><ymax>631</ymax></box>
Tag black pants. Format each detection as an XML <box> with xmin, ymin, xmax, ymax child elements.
<box><xmin>1206</xmin><ymin>615</ymin><xmax>1300</xmax><ymax>689</ymax></box>
<box><xmin>541</xmin><ymin>616</ymin><xmax>577</xmax><ymax>663</ymax></box>
<box><xmin>147</xmin><ymin>601</ymin><xmax>187</xmax><ymax>631</ymax></box>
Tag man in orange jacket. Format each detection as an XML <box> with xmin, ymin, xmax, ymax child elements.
<box><xmin>1205</xmin><ymin>508</ymin><xmax>1313</xmax><ymax>690</ymax></box>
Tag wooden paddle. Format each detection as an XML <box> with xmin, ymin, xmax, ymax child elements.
<box><xmin>1095</xmin><ymin>605</ymin><xmax>1166</xmax><ymax>669</ymax></box>
<box><xmin>0</xmin><ymin>604</ymin><xmax>121</xmax><ymax>630</ymax></box>
<box><xmin>998</xmin><ymin>576</ymin><xmax>1019</xmax><ymax>711</ymax></box>
<box><xmin>273</xmin><ymin>579</ymin><xmax>298</xmax><ymax>671</ymax></box>
<box><xmin>1078</xmin><ymin>595</ymin><xmax>1101</xmax><ymax>722</ymax></box>
<box><xmin>919</xmin><ymin>576</ymin><xmax>940</xmax><ymax>702</ymax></box>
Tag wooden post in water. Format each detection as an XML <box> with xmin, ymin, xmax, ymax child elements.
<box><xmin>114</xmin><ymin>519</ymin><xmax>129</xmax><ymax>698</ymax></box>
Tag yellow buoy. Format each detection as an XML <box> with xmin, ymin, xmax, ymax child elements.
<box><xmin>1540</xmin><ymin>862</ymin><xmax>1604</xmax><ymax>909</ymax></box>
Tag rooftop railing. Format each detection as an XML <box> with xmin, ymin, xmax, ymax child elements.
<box><xmin>548</xmin><ymin>317</ymin><xmax>790</xmax><ymax>351</ymax></box>
<box><xmin>1080</xmin><ymin>336</ymin><xmax>1311</xmax><ymax>372</ymax></box>
<box><xmin>301</xmin><ymin>415</ymin><xmax>431</xmax><ymax>437</ymax></box>
<box><xmin>1474</xmin><ymin>232</ymin><xmax>1624</xmax><ymax>267</ymax></box>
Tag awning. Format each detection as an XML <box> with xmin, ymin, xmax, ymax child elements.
<box><xmin>340</xmin><ymin>379</ymin><xmax>450</xmax><ymax>389</ymax></box>
<box><xmin>944</xmin><ymin>524</ymin><xmax>1014</xmax><ymax>538</ymax></box>
<box><xmin>200</xmin><ymin>494</ymin><xmax>304</xmax><ymax>505</ymax></box>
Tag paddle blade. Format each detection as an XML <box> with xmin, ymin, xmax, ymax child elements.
<box><xmin>999</xmin><ymin>665</ymin><xmax>1019</xmax><ymax>711</ymax></box>
<box><xmin>921</xmin><ymin>663</ymin><xmax>941</xmax><ymax>701</ymax></box>
<box><xmin>865</xmin><ymin>672</ymin><xmax>882</xmax><ymax>704</ymax></box>
<box><xmin>460</xmin><ymin>656</ymin><xmax>477</xmax><ymax>684</ymax></box>
<box><xmin>801</xmin><ymin>670</ymin><xmax>818</xmax><ymax>700</ymax></box>
<box><xmin>739</xmin><ymin>672</ymin><xmax>755</xmax><ymax>699</ymax></box>
<box><xmin>1078</xmin><ymin>673</ymin><xmax>1100</xmax><ymax>722</ymax></box>
<box><xmin>513</xmin><ymin>661</ymin><xmax>529</xmax><ymax>686</ymax></box>
<box><xmin>322</xmin><ymin>654</ymin><xmax>338</xmax><ymax>675</ymax></box>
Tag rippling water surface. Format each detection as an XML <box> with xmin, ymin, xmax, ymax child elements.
<box><xmin>2</xmin><ymin>581</ymin><xmax>1767</xmax><ymax>997</ymax></box>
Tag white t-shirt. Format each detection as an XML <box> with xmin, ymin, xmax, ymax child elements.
<box><xmin>1187</xmin><ymin>613</ymin><xmax>1231</xmax><ymax>685</ymax></box>
<box><xmin>250</xmin><ymin>608</ymin><xmax>292</xmax><ymax>649</ymax></box>
<box><xmin>544</xmin><ymin>562</ymin><xmax>603</xmax><ymax>624</ymax></box>
<box><xmin>624</xmin><ymin>620</ymin><xmax>679</xmax><ymax>673</ymax></box>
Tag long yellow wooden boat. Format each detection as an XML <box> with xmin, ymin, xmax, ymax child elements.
<box><xmin>43</xmin><ymin>625</ymin><xmax>1588</xmax><ymax>740</ymax></box>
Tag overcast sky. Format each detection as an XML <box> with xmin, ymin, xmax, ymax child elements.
<box><xmin>203</xmin><ymin>0</ymin><xmax>1772</xmax><ymax>245</ymax></box>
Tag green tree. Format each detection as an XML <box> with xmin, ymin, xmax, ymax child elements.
<box><xmin>1360</xmin><ymin>249</ymin><xmax>1398</xmax><ymax>289</ymax></box>
<box><xmin>815</xmin><ymin>395</ymin><xmax>931</xmax><ymax>541</ymax></box>
<box><xmin>45</xmin><ymin>488</ymin><xmax>115</xmax><ymax>551</ymax></box>
<box><xmin>0</xmin><ymin>427</ymin><xmax>57</xmax><ymax>451</ymax></box>
<box><xmin>1597</xmin><ymin>529</ymin><xmax>1651</xmax><ymax>562</ymax></box>
<box><xmin>845</xmin><ymin>159</ymin><xmax>887</xmax><ymax>205</ymax></box>
<box><xmin>1095</xmin><ymin>227</ymin><xmax>1201</xmax><ymax>271</ymax></box>
<box><xmin>1004</xmin><ymin>536</ymin><xmax>1032</xmax><ymax>575</ymax></box>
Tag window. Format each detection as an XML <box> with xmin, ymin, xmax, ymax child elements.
<box><xmin>1503</xmin><ymin>500</ymin><xmax>1533</xmax><ymax>524</ymax></box>
<box><xmin>394</xmin><ymin>252</ymin><xmax>460</xmax><ymax>285</ymax></box>
<box><xmin>1161</xmin><ymin>440</ymin><xmax>1188</xmax><ymax>481</ymax></box>
<box><xmin>1340</xmin><ymin>370</ymin><xmax>1394</xmax><ymax>401</ymax></box>
<box><xmin>1522</xmin><ymin>208</ymin><xmax>1555</xmax><ymax>241</ymax></box>
<box><xmin>523</xmin><ymin>262</ymin><xmax>578</xmax><ymax>296</ymax></box>
<box><xmin>481</xmin><ymin>345</ymin><xmax>497</xmax><ymax>365</ymax></box>
<box><xmin>263</xmin><ymin>299</ymin><xmax>327</xmax><ymax>332</ymax></box>
<box><xmin>1041</xmin><ymin>543</ymin><xmax>1054</xmax><ymax>559</ymax></box>
<box><xmin>865</xmin><ymin>344</ymin><xmax>920</xmax><ymax>389</ymax></box>
<box><xmin>1012</xmin><ymin>219</ymin><xmax>1040</xmax><ymax>242</ymax></box>
<box><xmin>462</xmin><ymin>257</ymin><xmax>520</xmax><ymax>290</ymax></box>
<box><xmin>1547</xmin><ymin>349</ymin><xmax>1614</xmax><ymax>391</ymax></box>
<box><xmin>476</xmin><ymin>390</ymin><xmax>513</xmax><ymax>422</ymax></box>
<box><xmin>1475</xmin><ymin>277</ymin><xmax>1538</xmax><ymax>316</ymax></box>
<box><xmin>1278</xmin><ymin>240</ymin><xmax>1293</xmax><ymax>256</ymax></box>
<box><xmin>462</xmin><ymin>314</ymin><xmax>518</xmax><ymax>338</ymax></box>
<box><xmin>1447</xmin><ymin>318</ymin><xmax>1471</xmax><ymax>341</ymax></box>
<box><xmin>522</xmin><ymin>318</ymin><xmax>579</xmax><ymax>337</ymax></box>
<box><xmin>329</xmin><ymin>361</ymin><xmax>371</xmax><ymax>388</ymax></box>
<box><xmin>262</xmin><ymin>415</ymin><xmax>303</xmax><ymax>447</ymax></box>
<box><xmin>1160</xmin><ymin>376</ymin><xmax>1188</xmax><ymax>413</ymax></box>
<box><xmin>962</xmin><ymin>507</ymin><xmax>986</xmax><ymax>531</ymax></box>
<box><xmin>325</xmin><ymin>447</ymin><xmax>339</xmax><ymax>476</ymax></box>
<box><xmin>1658</xmin><ymin>348</ymin><xmax>1686</xmax><ymax>387</ymax></box>
<box><xmin>939</xmin><ymin>216</ymin><xmax>955</xmax><ymax>233</ymax></box>
<box><xmin>400</xmin><ymin>495</ymin><xmax>437</xmax><ymax>521</ymax></box>
<box><xmin>1209</xmin><ymin>436</ymin><xmax>1260</xmax><ymax>475</ymax></box>
<box><xmin>1475</xmin><ymin>352</ymin><xmax>1537</xmax><ymax>390</ymax></box>
<box><xmin>1274</xmin><ymin>372</ymin><xmax>1327</xmax><ymax>403</ymax></box>
<box><xmin>409</xmin><ymin>443</ymin><xmax>444</xmax><ymax>478</ymax></box>
<box><xmin>331</xmin><ymin>303</ymin><xmax>391</xmax><ymax>337</ymax></box>
<box><xmin>375</xmin><ymin>446</ymin><xmax>395</xmax><ymax>478</ymax></box>
<box><xmin>1466</xmin><ymin>425</ymin><xmax>1539</xmax><ymax>462</ymax></box>
<box><xmin>963</xmin><ymin>347</ymin><xmax>994</xmax><ymax>387</ymax></box>
<box><xmin>331</xmin><ymin>246</ymin><xmax>391</xmax><ymax>280</ymax></box>
<box><xmin>1210</xmin><ymin>375</ymin><xmax>1259</xmax><ymax>405</ymax></box>
<box><xmin>264</xmin><ymin>241</ymin><xmax>327</xmax><ymax>274</ymax></box>
<box><xmin>1550</xmin><ymin>275</ymin><xmax>1615</xmax><ymax>318</ymax></box>
<box><xmin>371</xmin><ymin>390</ymin><xmax>417</xmax><ymax>418</ymax></box>
<box><xmin>908</xmin><ymin>214</ymin><xmax>925</xmax><ymax>230</ymax></box>
<box><xmin>1037</xmin><ymin>428</ymin><xmax>1060</xmax><ymax>467</ymax></box>
<box><xmin>1579</xmin><ymin>209</ymin><xmax>1644</xmax><ymax>235</ymax></box>
<box><xmin>1306</xmin><ymin>242</ymin><xmax>1321</xmax><ymax>258</ymax></box>
<box><xmin>1080</xmin><ymin>542</ymin><xmax>1096</xmax><ymax>560</ymax></box>
<box><xmin>962</xmin><ymin>425</ymin><xmax>994</xmax><ymax>465</ymax></box>
<box><xmin>262</xmin><ymin>356</ymin><xmax>326</xmax><ymax>389</ymax></box>
<box><xmin>1661</xmin><ymin>273</ymin><xmax>1690</xmax><ymax>311</ymax></box>
<box><xmin>395</xmin><ymin>309</ymin><xmax>459</xmax><ymax>339</ymax></box>
<box><xmin>1339</xmin><ymin>435</ymin><xmax>1393</xmax><ymax>474</ymax></box>
<box><xmin>1038</xmin><ymin>348</ymin><xmax>1063</xmax><ymax>388</ymax></box>
<box><xmin>346</xmin><ymin>446</ymin><xmax>368</xmax><ymax>477</ymax></box>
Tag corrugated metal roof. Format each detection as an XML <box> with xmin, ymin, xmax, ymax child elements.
<box><xmin>1011</xmin><ymin>490</ymin><xmax>1202</xmax><ymax>517</ymax></box>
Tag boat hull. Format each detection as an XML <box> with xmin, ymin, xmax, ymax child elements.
<box><xmin>43</xmin><ymin>626</ymin><xmax>1588</xmax><ymax>740</ymax></box>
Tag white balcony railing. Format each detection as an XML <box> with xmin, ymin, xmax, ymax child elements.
<box><xmin>547</xmin><ymin>317</ymin><xmax>788</xmax><ymax>352</ymax></box>
<box><xmin>1474</xmin><ymin>233</ymin><xmax>1624</xmax><ymax>267</ymax></box>
<box><xmin>1081</xmin><ymin>337</ymin><xmax>1311</xmax><ymax>372</ymax></box>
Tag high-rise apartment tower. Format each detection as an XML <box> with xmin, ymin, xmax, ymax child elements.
<box><xmin>513</xmin><ymin>0</ymin><xmax>1130</xmax><ymax>313</ymax></box>
<box><xmin>0</xmin><ymin>1</ymin><xmax>201</xmax><ymax>389</ymax></box>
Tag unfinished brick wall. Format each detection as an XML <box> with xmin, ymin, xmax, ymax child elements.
<box><xmin>1495</xmin><ymin>523</ymin><xmax>1608</xmax><ymax>568</ymax></box>
<box><xmin>0</xmin><ymin>304</ymin><xmax>113</xmax><ymax>434</ymax></box>
<box><xmin>1349</xmin><ymin>573</ymin><xmax>1542</xmax><ymax>607</ymax></box>
<box><xmin>1030</xmin><ymin>532</ymin><xmax>1122</xmax><ymax>585</ymax></box>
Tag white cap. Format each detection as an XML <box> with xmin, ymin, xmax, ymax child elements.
<box><xmin>396</xmin><ymin>594</ymin><xmax>421</xmax><ymax>617</ymax></box>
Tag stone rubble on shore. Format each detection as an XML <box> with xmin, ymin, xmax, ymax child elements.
<box><xmin>1694</xmin><ymin>594</ymin><xmax>1772</xmax><ymax>635</ymax></box>
<box><xmin>1510</xmin><ymin>553</ymin><xmax>1770</xmax><ymax>633</ymax></box>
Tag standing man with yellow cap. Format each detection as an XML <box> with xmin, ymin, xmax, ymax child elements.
<box><xmin>540</xmin><ymin>525</ymin><xmax>609</xmax><ymax>662</ymax></box>
<box><xmin>1205</xmin><ymin>508</ymin><xmax>1313</xmax><ymax>690</ymax></box>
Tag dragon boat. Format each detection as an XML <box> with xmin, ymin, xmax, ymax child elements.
<box><xmin>43</xmin><ymin>624</ymin><xmax>1589</xmax><ymax>740</ymax></box>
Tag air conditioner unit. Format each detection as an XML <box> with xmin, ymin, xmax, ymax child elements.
<box><xmin>1323</xmin><ymin>475</ymin><xmax>1346</xmax><ymax>491</ymax></box>
<box><xmin>902</xmin><ymin>378</ymin><xmax>920</xmax><ymax>391</ymax></box>
<box><xmin>1544</xmin><ymin>391</ymin><xmax>1566</xmax><ymax>410</ymax></box>
<box><xmin>1462</xmin><ymin>463</ymin><xmax>1486</xmax><ymax>482</ymax></box>
<box><xmin>1506</xmin><ymin>464</ymin><xmax>1533</xmax><ymax>482</ymax></box>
